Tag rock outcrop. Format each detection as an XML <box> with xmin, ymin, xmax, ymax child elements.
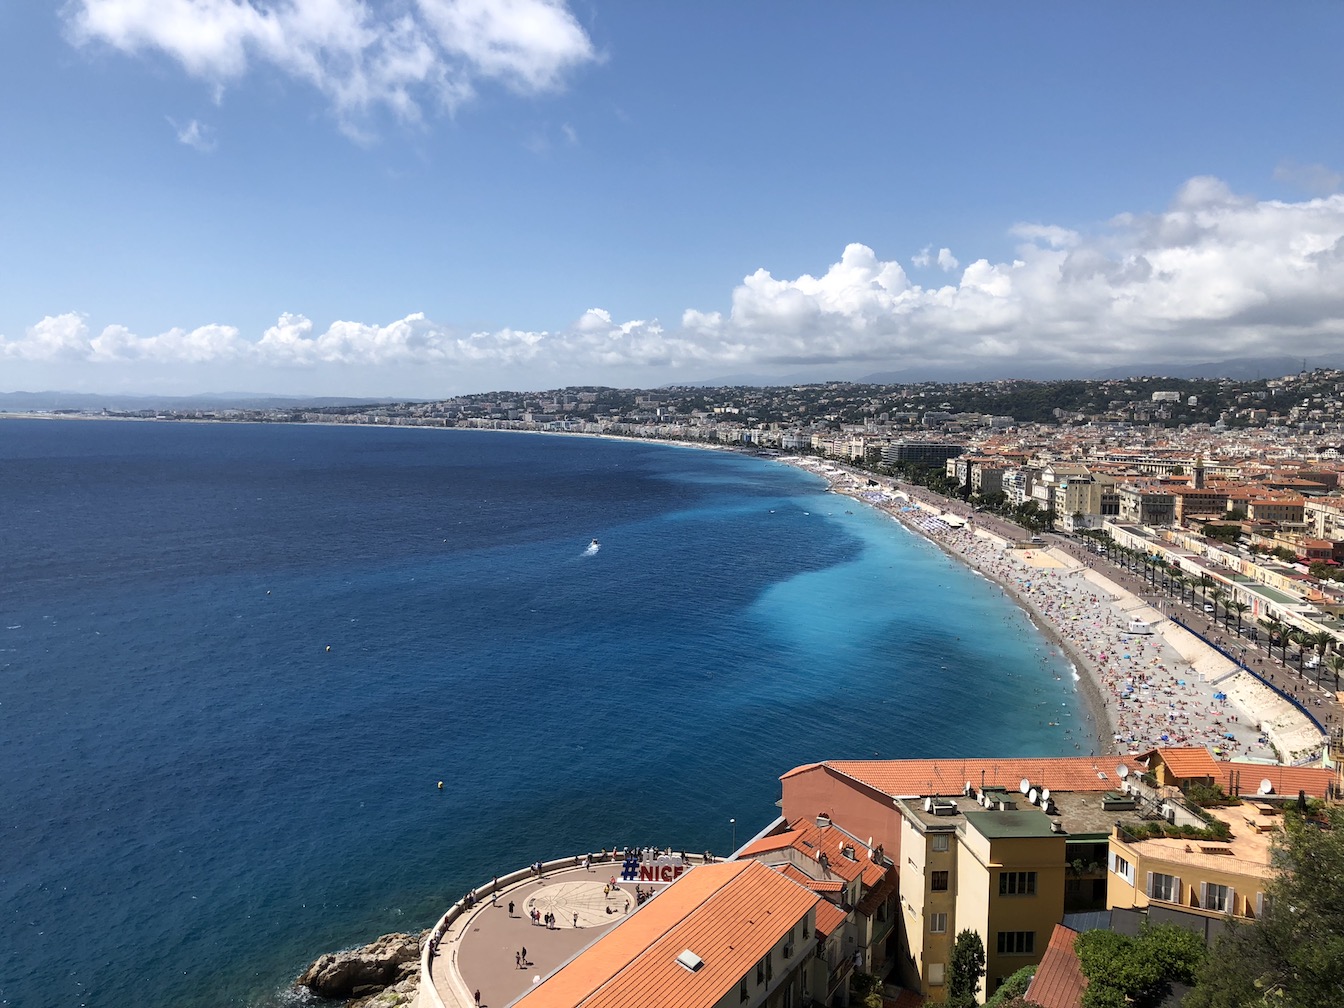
<box><xmin>297</xmin><ymin>931</ymin><xmax>424</xmax><ymax>1004</ymax></box>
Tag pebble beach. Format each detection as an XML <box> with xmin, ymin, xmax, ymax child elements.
<box><xmin>788</xmin><ymin>459</ymin><xmax>1325</xmax><ymax>765</ymax></box>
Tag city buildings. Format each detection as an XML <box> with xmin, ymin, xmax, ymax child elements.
<box><xmin>512</xmin><ymin>860</ymin><xmax>819</xmax><ymax>1008</ymax></box>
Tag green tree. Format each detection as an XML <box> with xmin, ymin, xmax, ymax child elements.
<box><xmin>1186</xmin><ymin>806</ymin><xmax>1344</xmax><ymax>1008</ymax></box>
<box><xmin>948</xmin><ymin>929</ymin><xmax>986</xmax><ymax>1008</ymax></box>
<box><xmin>1076</xmin><ymin>924</ymin><xmax>1205</xmax><ymax>1008</ymax></box>
<box><xmin>985</xmin><ymin>965</ymin><xmax>1036</xmax><ymax>1006</ymax></box>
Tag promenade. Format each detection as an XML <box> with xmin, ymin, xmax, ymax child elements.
<box><xmin>420</xmin><ymin>852</ymin><xmax>714</xmax><ymax>1008</ymax></box>
<box><xmin>790</xmin><ymin>459</ymin><xmax>1330</xmax><ymax>764</ymax></box>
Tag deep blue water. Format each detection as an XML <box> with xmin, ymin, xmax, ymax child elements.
<box><xmin>0</xmin><ymin>420</ymin><xmax>1089</xmax><ymax>1008</ymax></box>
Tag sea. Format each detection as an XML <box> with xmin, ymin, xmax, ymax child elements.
<box><xmin>0</xmin><ymin>419</ymin><xmax>1091</xmax><ymax>1008</ymax></box>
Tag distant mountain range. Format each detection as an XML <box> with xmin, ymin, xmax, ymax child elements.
<box><xmin>6</xmin><ymin>354</ymin><xmax>1344</xmax><ymax>408</ymax></box>
<box><xmin>673</xmin><ymin>354</ymin><xmax>1344</xmax><ymax>388</ymax></box>
<box><xmin>0</xmin><ymin>391</ymin><xmax>408</xmax><ymax>412</ymax></box>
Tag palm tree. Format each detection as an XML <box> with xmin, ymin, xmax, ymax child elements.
<box><xmin>1288</xmin><ymin>628</ymin><xmax>1311</xmax><ymax>676</ymax></box>
<box><xmin>1304</xmin><ymin>630</ymin><xmax>1336</xmax><ymax>684</ymax></box>
<box><xmin>1231</xmin><ymin>601</ymin><xmax>1250</xmax><ymax>636</ymax></box>
<box><xmin>1263</xmin><ymin>618</ymin><xmax>1288</xmax><ymax>663</ymax></box>
<box><xmin>1198</xmin><ymin>574</ymin><xmax>1215</xmax><ymax>607</ymax></box>
<box><xmin>1326</xmin><ymin>653</ymin><xmax>1344</xmax><ymax>692</ymax></box>
<box><xmin>1170</xmin><ymin>574</ymin><xmax>1188</xmax><ymax>604</ymax></box>
<box><xmin>1211</xmin><ymin>589</ymin><xmax>1228</xmax><ymax>625</ymax></box>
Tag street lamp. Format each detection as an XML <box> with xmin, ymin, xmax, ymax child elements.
<box><xmin>730</xmin><ymin>818</ymin><xmax>736</xmax><ymax>853</ymax></box>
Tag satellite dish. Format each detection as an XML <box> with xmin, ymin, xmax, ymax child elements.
<box><xmin>1117</xmin><ymin>764</ymin><xmax>1130</xmax><ymax>779</ymax></box>
<box><xmin>1041</xmin><ymin>788</ymin><xmax>1051</xmax><ymax>803</ymax></box>
<box><xmin>964</xmin><ymin>781</ymin><xmax>973</xmax><ymax>796</ymax></box>
<box><xmin>1028</xmin><ymin>788</ymin><xmax>1039</xmax><ymax>805</ymax></box>
<box><xmin>1259</xmin><ymin>779</ymin><xmax>1274</xmax><ymax>796</ymax></box>
<box><xmin>980</xmin><ymin>792</ymin><xmax>990</xmax><ymax>807</ymax></box>
<box><xmin>1019</xmin><ymin>777</ymin><xmax>1031</xmax><ymax>795</ymax></box>
<box><xmin>923</xmin><ymin>797</ymin><xmax>933</xmax><ymax>812</ymax></box>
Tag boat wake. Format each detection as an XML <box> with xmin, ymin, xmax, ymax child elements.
<box><xmin>585</xmin><ymin>538</ymin><xmax>600</xmax><ymax>555</ymax></box>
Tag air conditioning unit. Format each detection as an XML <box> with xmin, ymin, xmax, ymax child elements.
<box><xmin>783</xmin><ymin>942</ymin><xmax>794</xmax><ymax>959</ymax></box>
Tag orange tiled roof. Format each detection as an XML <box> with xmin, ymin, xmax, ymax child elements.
<box><xmin>815</xmin><ymin>757</ymin><xmax>1127</xmax><ymax>797</ymax></box>
<box><xmin>1221</xmin><ymin>762</ymin><xmax>1337</xmax><ymax>799</ymax></box>
<box><xmin>856</xmin><ymin>867</ymin><xmax>898</xmax><ymax>917</ymax></box>
<box><xmin>772</xmin><ymin>863</ymin><xmax>844</xmax><ymax>892</ymax></box>
<box><xmin>860</xmin><ymin>861</ymin><xmax>886</xmax><ymax>887</ymax></box>
<box><xmin>1144</xmin><ymin>747</ymin><xmax>1220</xmax><ymax>779</ymax></box>
<box><xmin>1025</xmin><ymin>924</ymin><xmax>1085</xmax><ymax>1008</ymax></box>
<box><xmin>736</xmin><ymin>829</ymin><xmax>805</xmax><ymax>858</ymax></box>
<box><xmin>814</xmin><ymin>900</ymin><xmax>848</xmax><ymax>937</ymax></box>
<box><xmin>513</xmin><ymin>859</ymin><xmax>819</xmax><ymax>1008</ymax></box>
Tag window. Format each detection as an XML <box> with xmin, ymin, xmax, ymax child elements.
<box><xmin>999</xmin><ymin>871</ymin><xmax>1037</xmax><ymax>896</ymax></box>
<box><xmin>740</xmin><ymin>979</ymin><xmax>749</xmax><ymax>1002</ymax></box>
<box><xmin>1255</xmin><ymin>892</ymin><xmax>1270</xmax><ymax>918</ymax></box>
<box><xmin>929</xmin><ymin>912</ymin><xmax>947</xmax><ymax>933</ymax></box>
<box><xmin>928</xmin><ymin>963</ymin><xmax>945</xmax><ymax>986</ymax></box>
<box><xmin>1201</xmin><ymin>882</ymin><xmax>1233</xmax><ymax>913</ymax></box>
<box><xmin>996</xmin><ymin>931</ymin><xmax>1036</xmax><ymax>956</ymax></box>
<box><xmin>1109</xmin><ymin>852</ymin><xmax>1134</xmax><ymax>884</ymax></box>
<box><xmin>1147</xmin><ymin>872</ymin><xmax>1180</xmax><ymax>903</ymax></box>
<box><xmin>932</xmin><ymin>834</ymin><xmax>950</xmax><ymax>852</ymax></box>
<box><xmin>756</xmin><ymin>955</ymin><xmax>765</xmax><ymax>985</ymax></box>
<box><xmin>931</xmin><ymin>870</ymin><xmax>949</xmax><ymax>891</ymax></box>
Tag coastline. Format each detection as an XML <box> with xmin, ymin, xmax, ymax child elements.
<box><xmin>7</xmin><ymin>412</ymin><xmax>1309</xmax><ymax>763</ymax></box>
<box><xmin>780</xmin><ymin>458</ymin><xmax>1304</xmax><ymax>763</ymax></box>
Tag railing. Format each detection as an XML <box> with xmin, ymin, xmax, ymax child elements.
<box><xmin>418</xmin><ymin>848</ymin><xmax>720</xmax><ymax>1008</ymax></box>
<box><xmin>1169</xmin><ymin>615</ymin><xmax>1327</xmax><ymax>737</ymax></box>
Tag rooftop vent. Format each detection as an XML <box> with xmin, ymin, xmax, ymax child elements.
<box><xmin>931</xmin><ymin>800</ymin><xmax>958</xmax><ymax>817</ymax></box>
<box><xmin>1050</xmin><ymin>820</ymin><xmax>1065</xmax><ymax>834</ymax></box>
<box><xmin>1102</xmin><ymin>791</ymin><xmax>1137</xmax><ymax>812</ymax></box>
<box><xmin>816</xmin><ymin>814</ymin><xmax>832</xmax><ymax>828</ymax></box>
<box><xmin>676</xmin><ymin>950</ymin><xmax>704</xmax><ymax>972</ymax></box>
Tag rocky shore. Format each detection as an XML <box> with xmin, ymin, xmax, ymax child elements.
<box><xmin>297</xmin><ymin>931</ymin><xmax>425</xmax><ymax>1007</ymax></box>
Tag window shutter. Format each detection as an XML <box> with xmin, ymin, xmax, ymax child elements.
<box><xmin>1108</xmin><ymin>851</ymin><xmax>1116</xmax><ymax>873</ymax></box>
<box><xmin>1199</xmin><ymin>882</ymin><xmax>1207</xmax><ymax>908</ymax></box>
<box><xmin>1227</xmin><ymin>888</ymin><xmax>1236</xmax><ymax>914</ymax></box>
<box><xmin>1146</xmin><ymin>872</ymin><xmax>1154</xmax><ymax>898</ymax></box>
<box><xmin>1256</xmin><ymin>891</ymin><xmax>1265</xmax><ymax>916</ymax></box>
<box><xmin>1174</xmin><ymin>877</ymin><xmax>1182</xmax><ymax>905</ymax></box>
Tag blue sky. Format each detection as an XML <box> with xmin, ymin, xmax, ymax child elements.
<box><xmin>3</xmin><ymin>1</ymin><xmax>1344</xmax><ymax>397</ymax></box>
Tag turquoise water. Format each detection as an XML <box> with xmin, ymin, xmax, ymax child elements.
<box><xmin>0</xmin><ymin>420</ymin><xmax>1087</xmax><ymax>1007</ymax></box>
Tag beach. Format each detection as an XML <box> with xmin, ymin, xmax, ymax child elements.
<box><xmin>786</xmin><ymin>459</ymin><xmax>1325</xmax><ymax>765</ymax></box>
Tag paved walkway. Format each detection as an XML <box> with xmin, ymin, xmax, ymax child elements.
<box><xmin>428</xmin><ymin>861</ymin><xmax>658</xmax><ymax>1008</ymax></box>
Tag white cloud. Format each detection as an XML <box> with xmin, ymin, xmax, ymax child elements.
<box><xmin>935</xmin><ymin>247</ymin><xmax>959</xmax><ymax>272</ymax></box>
<box><xmin>0</xmin><ymin>314</ymin><xmax>92</xmax><ymax>361</ymax></box>
<box><xmin>65</xmin><ymin>0</ymin><xmax>596</xmax><ymax>134</ymax></box>
<box><xmin>170</xmin><ymin>117</ymin><xmax>216</xmax><ymax>151</ymax></box>
<box><xmin>1274</xmin><ymin>160</ymin><xmax>1342</xmax><ymax>196</ymax></box>
<box><xmin>9</xmin><ymin>176</ymin><xmax>1344</xmax><ymax>384</ymax></box>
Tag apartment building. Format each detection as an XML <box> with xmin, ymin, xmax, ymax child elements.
<box><xmin>779</xmin><ymin>757</ymin><xmax>1151</xmax><ymax>1002</ymax></box>
<box><xmin>735</xmin><ymin>814</ymin><xmax>899</xmax><ymax>1005</ymax></box>
<box><xmin>512</xmin><ymin>860</ymin><xmax>819</xmax><ymax>1008</ymax></box>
